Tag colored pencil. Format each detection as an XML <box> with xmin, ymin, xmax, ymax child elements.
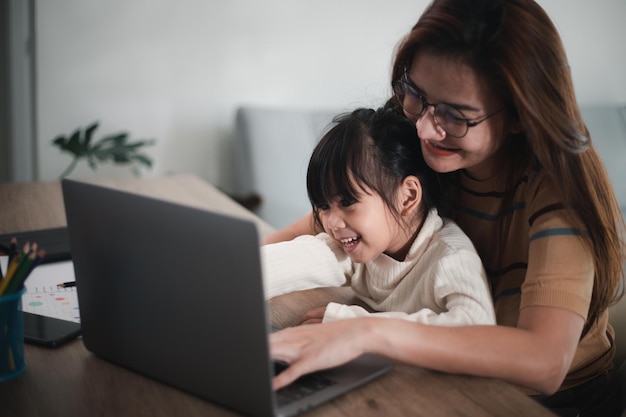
<box><xmin>0</xmin><ymin>253</ymin><xmax>21</xmax><ymax>295</ymax></box>
<box><xmin>7</xmin><ymin>238</ymin><xmax>17</xmax><ymax>264</ymax></box>
<box><xmin>11</xmin><ymin>250</ymin><xmax>44</xmax><ymax>294</ymax></box>
<box><xmin>0</xmin><ymin>243</ymin><xmax>46</xmax><ymax>296</ymax></box>
<box><xmin>24</xmin><ymin>249</ymin><xmax>45</xmax><ymax>279</ymax></box>
<box><xmin>0</xmin><ymin>237</ymin><xmax>17</xmax><ymax>282</ymax></box>
<box><xmin>4</xmin><ymin>250</ymin><xmax>37</xmax><ymax>295</ymax></box>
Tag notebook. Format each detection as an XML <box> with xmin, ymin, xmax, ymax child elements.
<box><xmin>61</xmin><ymin>179</ymin><xmax>393</xmax><ymax>417</ymax></box>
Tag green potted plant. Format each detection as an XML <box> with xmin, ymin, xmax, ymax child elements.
<box><xmin>52</xmin><ymin>122</ymin><xmax>155</xmax><ymax>178</ymax></box>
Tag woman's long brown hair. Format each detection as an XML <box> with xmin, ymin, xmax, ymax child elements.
<box><xmin>388</xmin><ymin>0</ymin><xmax>625</xmax><ymax>335</ymax></box>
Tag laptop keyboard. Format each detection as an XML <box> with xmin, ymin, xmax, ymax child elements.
<box><xmin>274</xmin><ymin>361</ymin><xmax>337</xmax><ymax>407</ymax></box>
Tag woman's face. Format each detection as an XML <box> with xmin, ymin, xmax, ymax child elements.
<box><xmin>406</xmin><ymin>51</ymin><xmax>509</xmax><ymax>180</ymax></box>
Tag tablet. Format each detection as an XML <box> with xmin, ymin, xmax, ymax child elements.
<box><xmin>23</xmin><ymin>312</ymin><xmax>81</xmax><ymax>347</ymax></box>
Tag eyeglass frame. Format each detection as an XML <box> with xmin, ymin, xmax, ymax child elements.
<box><xmin>392</xmin><ymin>76</ymin><xmax>504</xmax><ymax>138</ymax></box>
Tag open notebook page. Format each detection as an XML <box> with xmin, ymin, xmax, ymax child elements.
<box><xmin>1</xmin><ymin>257</ymin><xmax>79</xmax><ymax>323</ymax></box>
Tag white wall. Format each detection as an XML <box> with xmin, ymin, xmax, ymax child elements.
<box><xmin>34</xmin><ymin>0</ymin><xmax>626</xmax><ymax>191</ymax></box>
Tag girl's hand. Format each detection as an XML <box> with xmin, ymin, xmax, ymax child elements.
<box><xmin>269</xmin><ymin>320</ymin><xmax>368</xmax><ymax>390</ymax></box>
<box><xmin>300</xmin><ymin>306</ymin><xmax>326</xmax><ymax>325</ymax></box>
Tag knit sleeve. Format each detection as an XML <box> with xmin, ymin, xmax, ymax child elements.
<box><xmin>261</xmin><ymin>233</ymin><xmax>351</xmax><ymax>299</ymax></box>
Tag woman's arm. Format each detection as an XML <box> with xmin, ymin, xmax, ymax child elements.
<box><xmin>262</xmin><ymin>212</ymin><xmax>316</xmax><ymax>244</ymax></box>
<box><xmin>270</xmin><ymin>304</ymin><xmax>583</xmax><ymax>393</ymax></box>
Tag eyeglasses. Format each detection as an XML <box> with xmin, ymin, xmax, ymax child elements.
<box><xmin>392</xmin><ymin>77</ymin><xmax>503</xmax><ymax>138</ymax></box>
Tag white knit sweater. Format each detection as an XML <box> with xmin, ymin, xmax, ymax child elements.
<box><xmin>261</xmin><ymin>209</ymin><xmax>496</xmax><ymax>326</ymax></box>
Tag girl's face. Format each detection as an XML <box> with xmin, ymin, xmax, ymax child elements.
<box><xmin>317</xmin><ymin>185</ymin><xmax>410</xmax><ymax>263</ymax></box>
<box><xmin>406</xmin><ymin>51</ymin><xmax>509</xmax><ymax>180</ymax></box>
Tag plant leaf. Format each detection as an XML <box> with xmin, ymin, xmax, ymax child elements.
<box><xmin>52</xmin><ymin>136</ymin><xmax>67</xmax><ymax>147</ymax></box>
<box><xmin>130</xmin><ymin>154</ymin><xmax>153</xmax><ymax>168</ymax></box>
<box><xmin>52</xmin><ymin>122</ymin><xmax>156</xmax><ymax>177</ymax></box>
<box><xmin>84</xmin><ymin>122</ymin><xmax>99</xmax><ymax>147</ymax></box>
<box><xmin>66</xmin><ymin>129</ymin><xmax>84</xmax><ymax>156</ymax></box>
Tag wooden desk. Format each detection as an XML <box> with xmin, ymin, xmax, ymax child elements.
<box><xmin>0</xmin><ymin>174</ymin><xmax>555</xmax><ymax>417</ymax></box>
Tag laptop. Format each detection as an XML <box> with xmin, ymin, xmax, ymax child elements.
<box><xmin>61</xmin><ymin>179</ymin><xmax>393</xmax><ymax>417</ymax></box>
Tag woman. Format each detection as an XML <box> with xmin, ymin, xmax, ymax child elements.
<box><xmin>266</xmin><ymin>1</ymin><xmax>625</xmax><ymax>415</ymax></box>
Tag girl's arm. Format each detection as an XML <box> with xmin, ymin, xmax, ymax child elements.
<box><xmin>320</xmin><ymin>290</ymin><xmax>495</xmax><ymax>326</ymax></box>
<box><xmin>261</xmin><ymin>234</ymin><xmax>350</xmax><ymax>299</ymax></box>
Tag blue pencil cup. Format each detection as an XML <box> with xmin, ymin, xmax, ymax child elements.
<box><xmin>0</xmin><ymin>288</ymin><xmax>26</xmax><ymax>382</ymax></box>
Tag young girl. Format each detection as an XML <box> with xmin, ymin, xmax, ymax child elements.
<box><xmin>266</xmin><ymin>1</ymin><xmax>625</xmax><ymax>415</ymax></box>
<box><xmin>262</xmin><ymin>107</ymin><xmax>495</xmax><ymax>326</ymax></box>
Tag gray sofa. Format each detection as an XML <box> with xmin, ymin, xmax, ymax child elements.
<box><xmin>233</xmin><ymin>106</ymin><xmax>338</xmax><ymax>230</ymax></box>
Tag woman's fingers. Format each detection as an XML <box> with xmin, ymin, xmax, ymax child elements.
<box><xmin>269</xmin><ymin>321</ymin><xmax>365</xmax><ymax>390</ymax></box>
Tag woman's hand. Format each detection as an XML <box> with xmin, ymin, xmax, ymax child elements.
<box><xmin>269</xmin><ymin>319</ymin><xmax>368</xmax><ymax>390</ymax></box>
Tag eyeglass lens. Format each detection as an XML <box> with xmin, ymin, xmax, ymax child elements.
<box><xmin>394</xmin><ymin>80</ymin><xmax>470</xmax><ymax>138</ymax></box>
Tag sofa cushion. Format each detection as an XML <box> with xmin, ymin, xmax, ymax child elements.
<box><xmin>580</xmin><ymin>105</ymin><xmax>626</xmax><ymax>213</ymax></box>
<box><xmin>233</xmin><ymin>106</ymin><xmax>337</xmax><ymax>229</ymax></box>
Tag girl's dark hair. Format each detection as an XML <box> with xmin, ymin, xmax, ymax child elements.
<box><xmin>387</xmin><ymin>0</ymin><xmax>625</xmax><ymax>334</ymax></box>
<box><xmin>307</xmin><ymin>107</ymin><xmax>439</xmax><ymax>230</ymax></box>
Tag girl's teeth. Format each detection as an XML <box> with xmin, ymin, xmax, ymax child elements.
<box><xmin>341</xmin><ymin>237</ymin><xmax>359</xmax><ymax>247</ymax></box>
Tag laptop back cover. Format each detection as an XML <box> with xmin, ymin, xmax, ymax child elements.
<box><xmin>62</xmin><ymin>179</ymin><xmax>277</xmax><ymax>417</ymax></box>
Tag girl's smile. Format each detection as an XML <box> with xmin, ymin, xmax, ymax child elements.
<box><xmin>319</xmin><ymin>185</ymin><xmax>412</xmax><ymax>263</ymax></box>
<box><xmin>339</xmin><ymin>235</ymin><xmax>361</xmax><ymax>250</ymax></box>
